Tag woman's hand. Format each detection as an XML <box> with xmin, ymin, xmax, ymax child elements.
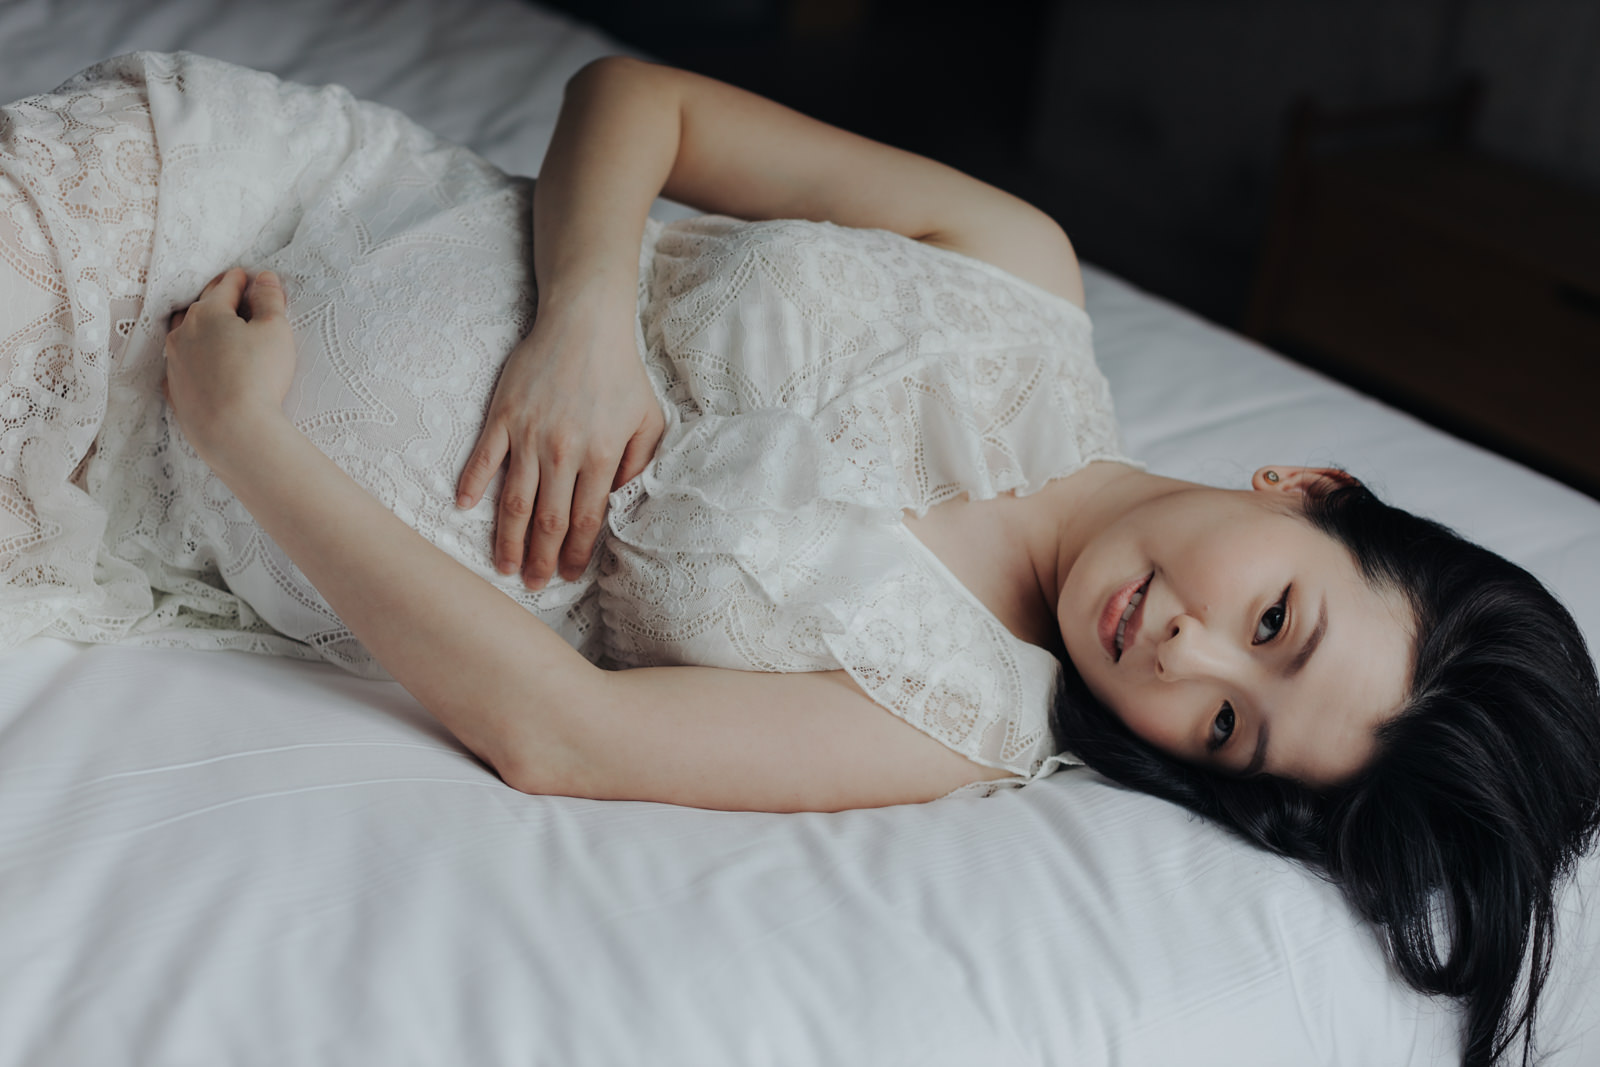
<box><xmin>455</xmin><ymin>288</ymin><xmax>664</xmax><ymax>589</ymax></box>
<box><xmin>163</xmin><ymin>268</ymin><xmax>297</xmax><ymax>466</ymax></box>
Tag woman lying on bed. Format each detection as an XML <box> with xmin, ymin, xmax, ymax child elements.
<box><xmin>1</xmin><ymin>52</ymin><xmax>1595</xmax><ymax>1066</ymax></box>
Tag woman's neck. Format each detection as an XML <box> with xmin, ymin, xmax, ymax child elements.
<box><xmin>1015</xmin><ymin>462</ymin><xmax>1190</xmax><ymax>634</ymax></box>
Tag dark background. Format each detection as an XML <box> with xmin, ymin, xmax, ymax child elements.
<box><xmin>532</xmin><ymin>0</ymin><xmax>1600</xmax><ymax>498</ymax></box>
<box><xmin>538</xmin><ymin>0</ymin><xmax>1193</xmax><ymax>302</ymax></box>
<box><xmin>529</xmin><ymin>0</ymin><xmax>1597</xmax><ymax>324</ymax></box>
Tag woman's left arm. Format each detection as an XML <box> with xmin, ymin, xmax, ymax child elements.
<box><xmin>164</xmin><ymin>269</ymin><xmax>598</xmax><ymax>790</ymax></box>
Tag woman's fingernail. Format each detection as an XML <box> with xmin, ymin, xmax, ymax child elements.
<box><xmin>456</xmin><ymin>493</ymin><xmax>470</xmax><ymax>508</ymax></box>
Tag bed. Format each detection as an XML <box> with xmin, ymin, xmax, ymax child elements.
<box><xmin>1</xmin><ymin>1</ymin><xmax>1596</xmax><ymax>1064</ymax></box>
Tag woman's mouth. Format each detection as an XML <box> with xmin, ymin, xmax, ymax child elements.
<box><xmin>1098</xmin><ymin>572</ymin><xmax>1153</xmax><ymax>662</ymax></box>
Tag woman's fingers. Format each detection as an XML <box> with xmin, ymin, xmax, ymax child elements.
<box><xmin>614</xmin><ymin>417</ymin><xmax>663</xmax><ymax>490</ymax></box>
<box><xmin>199</xmin><ymin>267</ymin><xmax>249</xmax><ymax>308</ymax></box>
<box><xmin>244</xmin><ymin>270</ymin><xmax>286</xmax><ymax>321</ymax></box>
<box><xmin>470</xmin><ymin>418</ymin><xmax>644</xmax><ymax>586</ymax></box>
<box><xmin>170</xmin><ymin>268</ymin><xmax>277</xmax><ymax>331</ymax></box>
<box><xmin>494</xmin><ymin>437</ymin><xmax>537</xmax><ymax>577</ymax></box>
<box><xmin>461</xmin><ymin>311</ymin><xmax>661</xmax><ymax>589</ymax></box>
<box><xmin>559</xmin><ymin>466</ymin><xmax>613</xmax><ymax>581</ymax></box>
<box><xmin>197</xmin><ymin>269</ymin><xmax>232</xmax><ymax>299</ymax></box>
<box><xmin>523</xmin><ymin>443</ymin><xmax>578</xmax><ymax>588</ymax></box>
<box><xmin>456</xmin><ymin>424</ymin><xmax>505</xmax><ymax>510</ymax></box>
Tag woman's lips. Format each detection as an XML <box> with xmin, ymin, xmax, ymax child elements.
<box><xmin>1098</xmin><ymin>572</ymin><xmax>1153</xmax><ymax>662</ymax></box>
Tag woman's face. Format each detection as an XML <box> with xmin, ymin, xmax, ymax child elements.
<box><xmin>1057</xmin><ymin>468</ymin><xmax>1414</xmax><ymax>788</ymax></box>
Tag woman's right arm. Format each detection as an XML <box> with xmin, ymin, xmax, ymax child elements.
<box><xmin>532</xmin><ymin>55</ymin><xmax>1082</xmax><ymax>298</ymax></box>
<box><xmin>455</xmin><ymin>57</ymin><xmax>1084</xmax><ymax>591</ymax></box>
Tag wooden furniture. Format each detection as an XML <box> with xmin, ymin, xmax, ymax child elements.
<box><xmin>1247</xmin><ymin>86</ymin><xmax>1600</xmax><ymax>499</ymax></box>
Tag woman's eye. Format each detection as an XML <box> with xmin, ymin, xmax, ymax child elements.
<box><xmin>1253</xmin><ymin>587</ymin><xmax>1290</xmax><ymax>644</ymax></box>
<box><xmin>1208</xmin><ymin>702</ymin><xmax>1235</xmax><ymax>751</ymax></box>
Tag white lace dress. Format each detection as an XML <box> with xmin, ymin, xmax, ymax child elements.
<box><xmin>0</xmin><ymin>53</ymin><xmax>1134</xmax><ymax>790</ymax></box>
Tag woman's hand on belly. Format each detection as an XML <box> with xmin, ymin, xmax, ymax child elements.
<box><xmin>455</xmin><ymin>281</ymin><xmax>664</xmax><ymax>590</ymax></box>
<box><xmin>162</xmin><ymin>268</ymin><xmax>298</xmax><ymax>466</ymax></box>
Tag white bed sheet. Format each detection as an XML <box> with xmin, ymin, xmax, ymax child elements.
<box><xmin>0</xmin><ymin>633</ymin><xmax>1463</xmax><ymax>1067</ymax></box>
<box><xmin>0</xmin><ymin>1</ymin><xmax>1596</xmax><ymax>1064</ymax></box>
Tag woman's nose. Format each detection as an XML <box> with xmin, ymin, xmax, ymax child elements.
<box><xmin>1154</xmin><ymin>615</ymin><xmax>1232</xmax><ymax>682</ymax></box>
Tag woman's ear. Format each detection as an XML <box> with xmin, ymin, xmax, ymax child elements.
<box><xmin>1251</xmin><ymin>465</ymin><xmax>1360</xmax><ymax>494</ymax></box>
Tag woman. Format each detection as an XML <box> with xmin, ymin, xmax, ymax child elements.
<box><xmin>3</xmin><ymin>52</ymin><xmax>1597</xmax><ymax>1066</ymax></box>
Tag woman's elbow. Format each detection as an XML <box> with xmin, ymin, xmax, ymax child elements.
<box><xmin>497</xmin><ymin>755</ymin><xmax>548</xmax><ymax>797</ymax></box>
<box><xmin>496</xmin><ymin>748</ymin><xmax>569</xmax><ymax>797</ymax></box>
<box><xmin>494</xmin><ymin>731</ymin><xmax>606</xmax><ymax>800</ymax></box>
<box><xmin>567</xmin><ymin>54</ymin><xmax>654</xmax><ymax>97</ymax></box>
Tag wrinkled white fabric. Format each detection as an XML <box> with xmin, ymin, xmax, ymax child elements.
<box><xmin>0</xmin><ymin>52</ymin><xmax>1134</xmax><ymax>787</ymax></box>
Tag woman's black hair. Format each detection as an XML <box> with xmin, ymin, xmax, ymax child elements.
<box><xmin>1051</xmin><ymin>479</ymin><xmax>1600</xmax><ymax>1066</ymax></box>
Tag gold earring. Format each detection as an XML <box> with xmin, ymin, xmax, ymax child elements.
<box><xmin>1264</xmin><ymin>470</ymin><xmax>1280</xmax><ymax>484</ymax></box>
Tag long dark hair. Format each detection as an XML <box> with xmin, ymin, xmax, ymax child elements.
<box><xmin>1051</xmin><ymin>480</ymin><xmax>1600</xmax><ymax>1066</ymax></box>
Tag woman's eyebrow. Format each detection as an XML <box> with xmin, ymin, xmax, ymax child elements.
<box><xmin>1285</xmin><ymin>595</ymin><xmax>1327</xmax><ymax>678</ymax></box>
<box><xmin>1242</xmin><ymin>596</ymin><xmax>1325</xmax><ymax>778</ymax></box>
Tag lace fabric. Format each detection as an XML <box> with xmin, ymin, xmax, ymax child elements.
<box><xmin>0</xmin><ymin>53</ymin><xmax>1134</xmax><ymax>790</ymax></box>
<box><xmin>613</xmin><ymin>216</ymin><xmax>1132</xmax><ymax>786</ymax></box>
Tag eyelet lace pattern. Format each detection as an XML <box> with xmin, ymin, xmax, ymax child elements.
<box><xmin>0</xmin><ymin>53</ymin><xmax>1131</xmax><ymax>789</ymax></box>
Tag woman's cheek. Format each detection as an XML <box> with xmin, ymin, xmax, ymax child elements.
<box><xmin>1110</xmin><ymin>684</ymin><xmax>1192</xmax><ymax>755</ymax></box>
